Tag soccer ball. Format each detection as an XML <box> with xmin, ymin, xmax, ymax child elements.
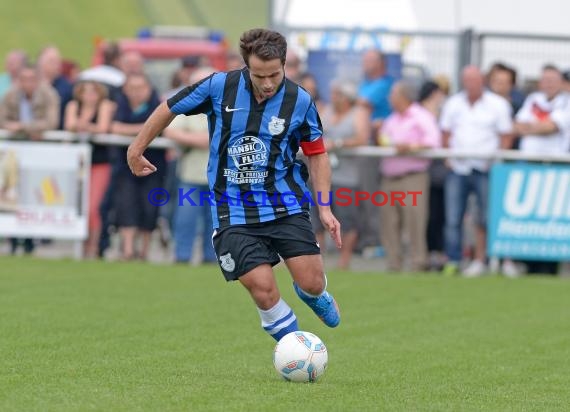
<box><xmin>273</xmin><ymin>331</ymin><xmax>328</xmax><ymax>382</ymax></box>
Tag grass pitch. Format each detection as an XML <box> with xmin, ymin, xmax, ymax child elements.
<box><xmin>0</xmin><ymin>0</ymin><xmax>267</xmax><ymax>68</ymax></box>
<box><xmin>1</xmin><ymin>257</ymin><xmax>569</xmax><ymax>411</ymax></box>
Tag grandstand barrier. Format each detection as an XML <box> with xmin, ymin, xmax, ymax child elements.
<box><xmin>1</xmin><ymin>130</ymin><xmax>569</xmax><ymax>261</ymax></box>
<box><xmin>4</xmin><ymin>130</ymin><xmax>570</xmax><ymax>163</ymax></box>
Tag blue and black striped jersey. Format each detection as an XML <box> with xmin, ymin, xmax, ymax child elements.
<box><xmin>167</xmin><ymin>68</ymin><xmax>324</xmax><ymax>229</ymax></box>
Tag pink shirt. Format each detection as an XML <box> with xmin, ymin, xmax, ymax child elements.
<box><xmin>380</xmin><ymin>103</ymin><xmax>441</xmax><ymax>177</ymax></box>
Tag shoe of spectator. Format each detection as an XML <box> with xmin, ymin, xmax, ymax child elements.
<box><xmin>442</xmin><ymin>262</ymin><xmax>459</xmax><ymax>277</ymax></box>
<box><xmin>429</xmin><ymin>252</ymin><xmax>446</xmax><ymax>272</ymax></box>
<box><xmin>501</xmin><ymin>260</ymin><xmax>521</xmax><ymax>278</ymax></box>
<box><xmin>463</xmin><ymin>260</ymin><xmax>486</xmax><ymax>278</ymax></box>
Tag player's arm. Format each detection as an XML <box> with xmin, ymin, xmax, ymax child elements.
<box><xmin>306</xmin><ymin>150</ymin><xmax>332</xmax><ymax>208</ymax></box>
<box><xmin>306</xmin><ymin>153</ymin><xmax>336</xmax><ymax>227</ymax></box>
<box><xmin>128</xmin><ymin>73</ymin><xmax>215</xmax><ymax>176</ymax></box>
<box><xmin>306</xmin><ymin>151</ymin><xmax>341</xmax><ymax>249</ymax></box>
<box><xmin>127</xmin><ymin>102</ymin><xmax>176</xmax><ymax>176</ymax></box>
<box><xmin>300</xmin><ymin>99</ymin><xmax>342</xmax><ymax>248</ymax></box>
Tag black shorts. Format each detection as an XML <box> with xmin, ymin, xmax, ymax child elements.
<box><xmin>114</xmin><ymin>171</ymin><xmax>164</xmax><ymax>231</ymax></box>
<box><xmin>212</xmin><ymin>212</ymin><xmax>321</xmax><ymax>281</ymax></box>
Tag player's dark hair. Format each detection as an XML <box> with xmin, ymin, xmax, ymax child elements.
<box><xmin>239</xmin><ymin>28</ymin><xmax>287</xmax><ymax>67</ymax></box>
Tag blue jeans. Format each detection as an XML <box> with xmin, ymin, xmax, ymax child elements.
<box><xmin>173</xmin><ymin>182</ymin><xmax>216</xmax><ymax>263</ymax></box>
<box><xmin>444</xmin><ymin>170</ymin><xmax>489</xmax><ymax>263</ymax></box>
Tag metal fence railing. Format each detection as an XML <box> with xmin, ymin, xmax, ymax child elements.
<box><xmin>473</xmin><ymin>32</ymin><xmax>570</xmax><ymax>90</ymax></box>
<box><xmin>2</xmin><ymin>130</ymin><xmax>570</xmax><ymax>163</ymax></box>
<box><xmin>275</xmin><ymin>25</ymin><xmax>463</xmax><ymax>91</ymax></box>
<box><xmin>270</xmin><ymin>20</ymin><xmax>570</xmax><ymax>94</ymax></box>
<box><xmin>3</xmin><ymin>130</ymin><xmax>569</xmax><ymax>264</ymax></box>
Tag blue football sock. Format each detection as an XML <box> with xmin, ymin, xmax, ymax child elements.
<box><xmin>258</xmin><ymin>299</ymin><xmax>299</xmax><ymax>341</ymax></box>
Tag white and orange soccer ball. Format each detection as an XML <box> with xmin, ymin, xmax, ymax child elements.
<box><xmin>273</xmin><ymin>331</ymin><xmax>328</xmax><ymax>382</ymax></box>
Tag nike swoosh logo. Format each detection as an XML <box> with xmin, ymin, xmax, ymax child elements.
<box><xmin>225</xmin><ymin>106</ymin><xmax>243</xmax><ymax>112</ymax></box>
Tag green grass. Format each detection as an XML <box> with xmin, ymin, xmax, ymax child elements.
<box><xmin>1</xmin><ymin>257</ymin><xmax>569</xmax><ymax>411</ymax></box>
<box><xmin>185</xmin><ymin>0</ymin><xmax>269</xmax><ymax>49</ymax></box>
<box><xmin>0</xmin><ymin>0</ymin><xmax>148</xmax><ymax>68</ymax></box>
<box><xmin>0</xmin><ymin>0</ymin><xmax>267</xmax><ymax>68</ymax></box>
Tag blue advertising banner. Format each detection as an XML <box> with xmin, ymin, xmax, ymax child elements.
<box><xmin>488</xmin><ymin>163</ymin><xmax>570</xmax><ymax>260</ymax></box>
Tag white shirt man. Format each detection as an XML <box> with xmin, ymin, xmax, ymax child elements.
<box><xmin>515</xmin><ymin>91</ymin><xmax>570</xmax><ymax>153</ymax></box>
<box><xmin>512</xmin><ymin>65</ymin><xmax>570</xmax><ymax>277</ymax></box>
<box><xmin>438</xmin><ymin>65</ymin><xmax>513</xmax><ymax>278</ymax></box>
<box><xmin>440</xmin><ymin>90</ymin><xmax>513</xmax><ymax>174</ymax></box>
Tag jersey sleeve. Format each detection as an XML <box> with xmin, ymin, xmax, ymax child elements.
<box><xmin>167</xmin><ymin>74</ymin><xmax>214</xmax><ymax>116</ymax></box>
<box><xmin>298</xmin><ymin>102</ymin><xmax>325</xmax><ymax>156</ymax></box>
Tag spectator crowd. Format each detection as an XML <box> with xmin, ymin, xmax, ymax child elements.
<box><xmin>1</xmin><ymin>42</ymin><xmax>569</xmax><ymax>277</ymax></box>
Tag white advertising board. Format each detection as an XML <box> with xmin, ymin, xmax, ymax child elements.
<box><xmin>0</xmin><ymin>141</ymin><xmax>91</xmax><ymax>239</ymax></box>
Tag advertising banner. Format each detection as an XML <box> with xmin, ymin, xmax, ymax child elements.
<box><xmin>0</xmin><ymin>141</ymin><xmax>90</xmax><ymax>239</ymax></box>
<box><xmin>488</xmin><ymin>163</ymin><xmax>570</xmax><ymax>260</ymax></box>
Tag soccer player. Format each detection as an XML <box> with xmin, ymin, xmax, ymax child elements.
<box><xmin>127</xmin><ymin>28</ymin><xmax>341</xmax><ymax>341</ymax></box>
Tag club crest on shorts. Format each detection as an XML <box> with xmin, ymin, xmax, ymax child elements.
<box><xmin>219</xmin><ymin>253</ymin><xmax>236</xmax><ymax>272</ymax></box>
<box><xmin>268</xmin><ymin>116</ymin><xmax>285</xmax><ymax>135</ymax></box>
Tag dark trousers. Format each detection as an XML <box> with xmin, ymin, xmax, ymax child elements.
<box><xmin>98</xmin><ymin>162</ymin><xmax>120</xmax><ymax>257</ymax></box>
<box><xmin>427</xmin><ymin>184</ymin><xmax>445</xmax><ymax>253</ymax></box>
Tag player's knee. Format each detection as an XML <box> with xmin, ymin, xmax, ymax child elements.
<box><xmin>297</xmin><ymin>273</ymin><xmax>326</xmax><ymax>296</ymax></box>
<box><xmin>251</xmin><ymin>285</ymin><xmax>280</xmax><ymax>310</ymax></box>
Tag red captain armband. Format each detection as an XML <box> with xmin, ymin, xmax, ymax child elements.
<box><xmin>300</xmin><ymin>137</ymin><xmax>326</xmax><ymax>156</ymax></box>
